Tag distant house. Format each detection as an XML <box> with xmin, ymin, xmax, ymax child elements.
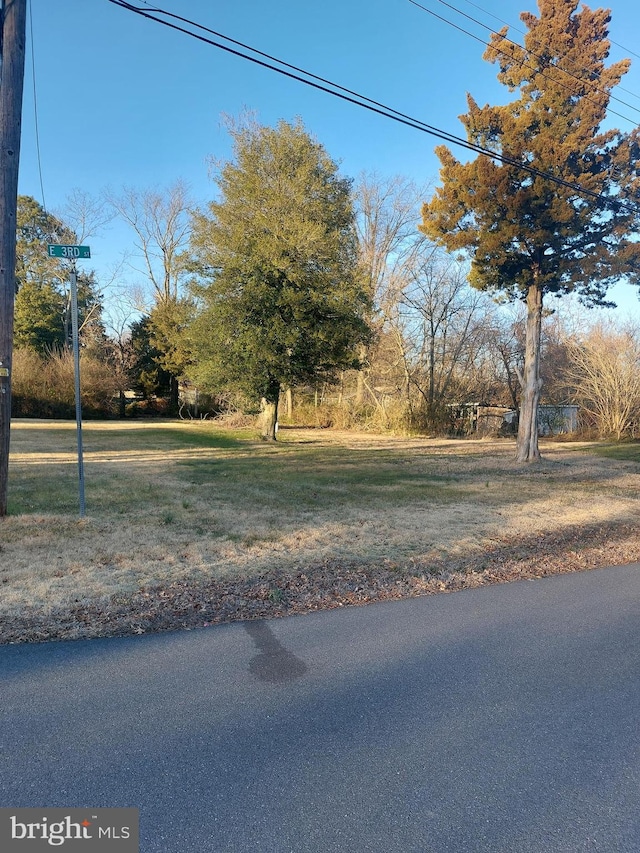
<box><xmin>449</xmin><ymin>403</ymin><xmax>508</xmax><ymax>436</ymax></box>
<box><xmin>451</xmin><ymin>403</ymin><xmax>579</xmax><ymax>437</ymax></box>
<box><xmin>502</xmin><ymin>405</ymin><xmax>579</xmax><ymax>436</ymax></box>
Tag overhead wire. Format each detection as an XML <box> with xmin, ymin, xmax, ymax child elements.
<box><xmin>107</xmin><ymin>1</ymin><xmax>488</xmax><ymax>151</ymax></box>
<box><xmin>408</xmin><ymin>0</ymin><xmax>640</xmax><ymax>126</ymax></box>
<box><xmin>609</xmin><ymin>39</ymin><xmax>640</xmax><ymax>64</ymax></box>
<box><xmin>27</xmin><ymin>0</ymin><xmax>47</xmax><ymax>211</ymax></box>
<box><xmin>104</xmin><ymin>0</ymin><xmax>640</xmax><ymax>217</ymax></box>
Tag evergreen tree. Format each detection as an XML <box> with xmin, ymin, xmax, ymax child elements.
<box><xmin>14</xmin><ymin>196</ymin><xmax>104</xmax><ymax>354</ymax></box>
<box><xmin>128</xmin><ymin>316</ymin><xmax>172</xmax><ymax>399</ymax></box>
<box><xmin>189</xmin><ymin>119</ymin><xmax>371</xmax><ymax>439</ymax></box>
<box><xmin>147</xmin><ymin>295</ymin><xmax>195</xmax><ymax>408</ymax></box>
<box><xmin>420</xmin><ymin>0</ymin><xmax>640</xmax><ymax>461</ymax></box>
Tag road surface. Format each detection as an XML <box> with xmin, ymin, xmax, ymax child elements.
<box><xmin>2</xmin><ymin>564</ymin><xmax>640</xmax><ymax>851</ymax></box>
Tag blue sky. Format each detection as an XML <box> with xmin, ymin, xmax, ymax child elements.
<box><xmin>18</xmin><ymin>0</ymin><xmax>640</xmax><ymax>317</ymax></box>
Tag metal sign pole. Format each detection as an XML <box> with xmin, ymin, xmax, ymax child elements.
<box><xmin>48</xmin><ymin>244</ymin><xmax>90</xmax><ymax>517</ymax></box>
<box><xmin>69</xmin><ymin>263</ymin><xmax>86</xmax><ymax>518</ymax></box>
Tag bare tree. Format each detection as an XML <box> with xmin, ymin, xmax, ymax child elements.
<box><xmin>105</xmin><ymin>181</ymin><xmax>194</xmax><ymax>410</ymax></box>
<box><xmin>486</xmin><ymin>306</ymin><xmax>526</xmax><ymax>411</ymax></box>
<box><xmin>565</xmin><ymin>321</ymin><xmax>640</xmax><ymax>439</ymax></box>
<box><xmin>486</xmin><ymin>302</ymin><xmax>583</xmax><ymax>415</ymax></box>
<box><xmin>105</xmin><ymin>180</ymin><xmax>192</xmax><ymax>307</ymax></box>
<box><xmin>398</xmin><ymin>255</ymin><xmax>490</xmax><ymax>410</ymax></box>
<box><xmin>353</xmin><ymin>176</ymin><xmax>495</xmax><ymax>432</ymax></box>
<box><xmin>355</xmin><ymin>236</ymin><xmax>495</xmax><ymax>433</ymax></box>
<box><xmin>354</xmin><ymin>173</ymin><xmax>430</xmax><ymax>406</ymax></box>
<box><xmin>355</xmin><ymin>173</ymin><xmax>428</xmax><ymax>302</ymax></box>
<box><xmin>100</xmin><ymin>280</ymin><xmax>141</xmax><ymax>416</ymax></box>
<box><xmin>62</xmin><ymin>188</ymin><xmax>113</xmax><ymax>244</ymax></box>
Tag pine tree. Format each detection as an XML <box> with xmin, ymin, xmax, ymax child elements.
<box><xmin>420</xmin><ymin>0</ymin><xmax>640</xmax><ymax>461</ymax></box>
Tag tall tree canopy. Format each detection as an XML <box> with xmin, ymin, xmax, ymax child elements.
<box><xmin>420</xmin><ymin>0</ymin><xmax>640</xmax><ymax>461</ymax></box>
<box><xmin>189</xmin><ymin>118</ymin><xmax>371</xmax><ymax>439</ymax></box>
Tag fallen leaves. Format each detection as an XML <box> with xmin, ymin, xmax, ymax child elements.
<box><xmin>1</xmin><ymin>520</ymin><xmax>638</xmax><ymax>645</ymax></box>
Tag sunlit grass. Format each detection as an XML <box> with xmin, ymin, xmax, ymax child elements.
<box><xmin>2</xmin><ymin>419</ymin><xmax>638</xmax><ymax>620</ymax></box>
<box><xmin>585</xmin><ymin>441</ymin><xmax>640</xmax><ymax>463</ymax></box>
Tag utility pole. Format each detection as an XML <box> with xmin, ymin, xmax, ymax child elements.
<box><xmin>0</xmin><ymin>0</ymin><xmax>27</xmax><ymax>517</ymax></box>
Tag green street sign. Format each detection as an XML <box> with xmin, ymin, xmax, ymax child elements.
<box><xmin>47</xmin><ymin>244</ymin><xmax>91</xmax><ymax>259</ymax></box>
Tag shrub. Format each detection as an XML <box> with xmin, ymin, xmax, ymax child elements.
<box><xmin>565</xmin><ymin>322</ymin><xmax>640</xmax><ymax>440</ymax></box>
<box><xmin>402</xmin><ymin>402</ymin><xmax>455</xmax><ymax>436</ymax></box>
<box><xmin>11</xmin><ymin>349</ymin><xmax>121</xmax><ymax>418</ymax></box>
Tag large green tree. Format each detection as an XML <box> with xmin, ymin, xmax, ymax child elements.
<box><xmin>189</xmin><ymin>118</ymin><xmax>371</xmax><ymax>439</ymax></box>
<box><xmin>420</xmin><ymin>0</ymin><xmax>640</xmax><ymax>461</ymax></box>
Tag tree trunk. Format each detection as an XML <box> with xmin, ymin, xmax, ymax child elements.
<box><xmin>169</xmin><ymin>374</ymin><xmax>179</xmax><ymax>415</ymax></box>
<box><xmin>354</xmin><ymin>343</ymin><xmax>368</xmax><ymax>406</ymax></box>
<box><xmin>354</xmin><ymin>371</ymin><xmax>364</xmax><ymax>406</ymax></box>
<box><xmin>516</xmin><ymin>283</ymin><xmax>543</xmax><ymax>462</ymax></box>
<box><xmin>428</xmin><ymin>334</ymin><xmax>436</xmax><ymax>406</ymax></box>
<box><xmin>260</xmin><ymin>382</ymin><xmax>280</xmax><ymax>441</ymax></box>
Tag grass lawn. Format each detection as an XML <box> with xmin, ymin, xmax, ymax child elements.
<box><xmin>583</xmin><ymin>441</ymin><xmax>640</xmax><ymax>463</ymax></box>
<box><xmin>2</xmin><ymin>419</ymin><xmax>639</xmax><ymax>643</ymax></box>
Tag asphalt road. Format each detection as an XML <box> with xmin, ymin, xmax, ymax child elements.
<box><xmin>2</xmin><ymin>564</ymin><xmax>640</xmax><ymax>852</ymax></box>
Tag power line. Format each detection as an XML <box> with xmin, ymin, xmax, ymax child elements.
<box><xmin>108</xmin><ymin>1</ymin><xmax>483</xmax><ymax>150</ymax></box>
<box><xmin>609</xmin><ymin>39</ymin><xmax>640</xmax><ymax>64</ymax></box>
<box><xmin>104</xmin><ymin>2</ymin><xmax>531</xmax><ymax>159</ymax></box>
<box><xmin>104</xmin><ymin>0</ymin><xmax>640</xmax><ymax>217</ymax></box>
<box><xmin>27</xmin><ymin>0</ymin><xmax>46</xmax><ymax>211</ymax></box>
<box><xmin>408</xmin><ymin>0</ymin><xmax>640</xmax><ymax>127</ymax></box>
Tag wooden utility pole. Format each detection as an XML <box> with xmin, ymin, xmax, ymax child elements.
<box><xmin>0</xmin><ymin>0</ymin><xmax>27</xmax><ymax>517</ymax></box>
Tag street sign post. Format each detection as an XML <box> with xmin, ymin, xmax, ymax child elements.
<box><xmin>47</xmin><ymin>245</ymin><xmax>91</xmax><ymax>517</ymax></box>
<box><xmin>47</xmin><ymin>244</ymin><xmax>91</xmax><ymax>259</ymax></box>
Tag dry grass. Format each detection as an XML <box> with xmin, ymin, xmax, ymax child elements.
<box><xmin>1</xmin><ymin>419</ymin><xmax>639</xmax><ymax>643</ymax></box>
